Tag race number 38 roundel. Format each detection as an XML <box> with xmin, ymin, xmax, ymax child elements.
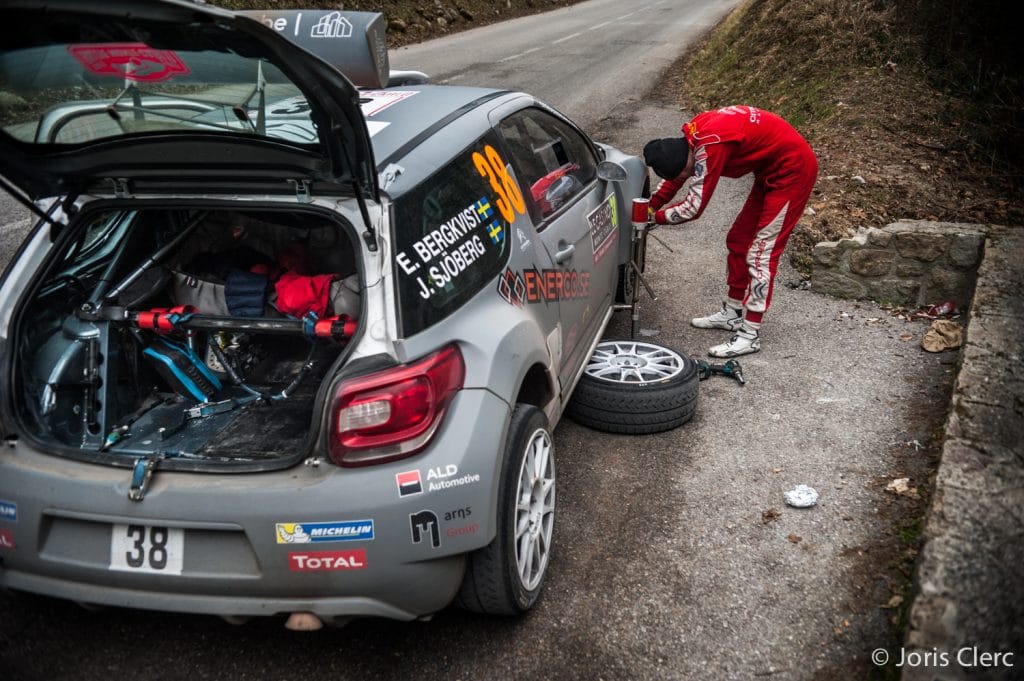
<box><xmin>473</xmin><ymin>144</ymin><xmax>526</xmax><ymax>224</ymax></box>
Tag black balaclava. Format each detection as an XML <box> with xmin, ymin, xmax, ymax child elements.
<box><xmin>643</xmin><ymin>138</ymin><xmax>690</xmax><ymax>180</ymax></box>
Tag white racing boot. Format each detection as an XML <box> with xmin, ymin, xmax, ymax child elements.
<box><xmin>691</xmin><ymin>304</ymin><xmax>743</xmax><ymax>331</ymax></box>
<box><xmin>709</xmin><ymin>326</ymin><xmax>761</xmax><ymax>357</ymax></box>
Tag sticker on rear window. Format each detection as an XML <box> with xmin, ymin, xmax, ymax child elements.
<box><xmin>67</xmin><ymin>43</ymin><xmax>190</xmax><ymax>83</ymax></box>
<box><xmin>392</xmin><ymin>132</ymin><xmax>514</xmax><ymax>336</ymax></box>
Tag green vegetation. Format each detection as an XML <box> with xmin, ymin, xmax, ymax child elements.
<box><xmin>675</xmin><ymin>0</ymin><xmax>1021</xmax><ymax>270</ymax></box>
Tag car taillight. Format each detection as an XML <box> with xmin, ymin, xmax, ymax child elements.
<box><xmin>329</xmin><ymin>345</ymin><xmax>465</xmax><ymax>466</ymax></box>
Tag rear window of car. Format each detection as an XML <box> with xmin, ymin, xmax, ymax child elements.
<box><xmin>392</xmin><ymin>131</ymin><xmax>524</xmax><ymax>337</ymax></box>
<box><xmin>0</xmin><ymin>17</ymin><xmax>316</xmax><ymax>146</ymax></box>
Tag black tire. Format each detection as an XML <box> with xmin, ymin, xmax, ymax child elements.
<box><xmin>566</xmin><ymin>340</ymin><xmax>699</xmax><ymax>434</ymax></box>
<box><xmin>457</xmin><ymin>404</ymin><xmax>555</xmax><ymax>615</ymax></box>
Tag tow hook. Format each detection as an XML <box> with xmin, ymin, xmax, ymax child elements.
<box><xmin>128</xmin><ymin>456</ymin><xmax>163</xmax><ymax>501</ymax></box>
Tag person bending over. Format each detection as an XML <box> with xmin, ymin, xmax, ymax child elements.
<box><xmin>643</xmin><ymin>105</ymin><xmax>817</xmax><ymax>357</ymax></box>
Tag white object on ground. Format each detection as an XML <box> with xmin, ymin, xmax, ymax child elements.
<box><xmin>784</xmin><ymin>485</ymin><xmax>819</xmax><ymax>508</ymax></box>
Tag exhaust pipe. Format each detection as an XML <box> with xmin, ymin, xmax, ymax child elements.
<box><xmin>284</xmin><ymin>611</ymin><xmax>323</xmax><ymax>631</ymax></box>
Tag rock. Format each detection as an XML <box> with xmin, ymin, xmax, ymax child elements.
<box><xmin>893</xmin><ymin>231</ymin><xmax>948</xmax><ymax>262</ymax></box>
<box><xmin>811</xmin><ymin>270</ymin><xmax>867</xmax><ymax>299</ymax></box>
<box><xmin>948</xmin><ymin>233</ymin><xmax>985</xmax><ymax>269</ymax></box>
<box><xmin>812</xmin><ymin>241</ymin><xmax>841</xmax><ymax>267</ymax></box>
<box><xmin>850</xmin><ymin>249</ymin><xmax>895</xmax><ymax>277</ymax></box>
<box><xmin>436</xmin><ymin>16</ymin><xmax>447</xmax><ymax>28</ymax></box>
<box><xmin>893</xmin><ymin>257</ymin><xmax>925</xmax><ymax>278</ymax></box>
<box><xmin>459</xmin><ymin>7</ymin><xmax>475</xmax><ymax>21</ymax></box>
<box><xmin>866</xmin><ymin>227</ymin><xmax>893</xmax><ymax>248</ymax></box>
<box><xmin>923</xmin><ymin>267</ymin><xmax>972</xmax><ymax>306</ymax></box>
<box><xmin>388</xmin><ymin>18</ymin><xmax>408</xmax><ymax>32</ymax></box>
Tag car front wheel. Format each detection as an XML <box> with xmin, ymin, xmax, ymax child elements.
<box><xmin>457</xmin><ymin>404</ymin><xmax>555</xmax><ymax>615</ymax></box>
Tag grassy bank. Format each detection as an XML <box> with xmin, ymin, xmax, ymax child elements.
<box><xmin>670</xmin><ymin>0</ymin><xmax>1022</xmax><ymax>273</ymax></box>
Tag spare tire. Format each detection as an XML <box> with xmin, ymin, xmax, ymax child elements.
<box><xmin>566</xmin><ymin>340</ymin><xmax>698</xmax><ymax>434</ymax></box>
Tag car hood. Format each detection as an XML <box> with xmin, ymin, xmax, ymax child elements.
<box><xmin>0</xmin><ymin>0</ymin><xmax>378</xmax><ymax>201</ymax></box>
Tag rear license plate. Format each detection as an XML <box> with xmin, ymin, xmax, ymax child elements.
<box><xmin>109</xmin><ymin>524</ymin><xmax>184</xmax><ymax>575</ymax></box>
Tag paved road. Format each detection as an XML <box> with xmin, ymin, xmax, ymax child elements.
<box><xmin>390</xmin><ymin>0</ymin><xmax>737</xmax><ymax>131</ymax></box>
<box><xmin>1</xmin><ymin>1</ymin><xmax>955</xmax><ymax>679</ymax></box>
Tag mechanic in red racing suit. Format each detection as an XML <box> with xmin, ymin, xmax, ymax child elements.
<box><xmin>643</xmin><ymin>105</ymin><xmax>818</xmax><ymax>357</ymax></box>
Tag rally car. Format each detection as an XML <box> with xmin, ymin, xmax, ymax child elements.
<box><xmin>0</xmin><ymin>0</ymin><xmax>697</xmax><ymax>625</ymax></box>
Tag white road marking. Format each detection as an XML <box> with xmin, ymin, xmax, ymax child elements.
<box><xmin>497</xmin><ymin>46</ymin><xmax>541</xmax><ymax>63</ymax></box>
<box><xmin>553</xmin><ymin>31</ymin><xmax>582</xmax><ymax>45</ymax></box>
<box><xmin>588</xmin><ymin>21</ymin><xmax>612</xmax><ymax>31</ymax></box>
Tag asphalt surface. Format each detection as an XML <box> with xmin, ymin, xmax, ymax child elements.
<box><xmin>0</xmin><ymin>1</ymin><xmax>956</xmax><ymax>679</ymax></box>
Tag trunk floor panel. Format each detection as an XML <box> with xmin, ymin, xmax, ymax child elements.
<box><xmin>105</xmin><ymin>381</ymin><xmax>320</xmax><ymax>462</ymax></box>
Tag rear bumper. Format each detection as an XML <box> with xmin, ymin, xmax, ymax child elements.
<box><xmin>1</xmin><ymin>560</ymin><xmax>461</xmax><ymax>621</ymax></box>
<box><xmin>0</xmin><ymin>388</ymin><xmax>509</xmax><ymax>620</ymax></box>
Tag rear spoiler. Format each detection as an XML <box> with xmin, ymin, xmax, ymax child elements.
<box><xmin>240</xmin><ymin>10</ymin><xmax>395</xmax><ymax>89</ymax></box>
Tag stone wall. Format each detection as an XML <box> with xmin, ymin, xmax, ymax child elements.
<box><xmin>902</xmin><ymin>225</ymin><xmax>1024</xmax><ymax>680</ymax></box>
<box><xmin>811</xmin><ymin>220</ymin><xmax>987</xmax><ymax>308</ymax></box>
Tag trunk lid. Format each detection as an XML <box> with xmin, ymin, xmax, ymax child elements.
<box><xmin>0</xmin><ymin>0</ymin><xmax>378</xmax><ymax>201</ymax></box>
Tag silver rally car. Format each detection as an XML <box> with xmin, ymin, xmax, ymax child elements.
<box><xmin>0</xmin><ymin>0</ymin><xmax>695</xmax><ymax>625</ymax></box>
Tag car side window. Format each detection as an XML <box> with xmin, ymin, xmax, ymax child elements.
<box><xmin>392</xmin><ymin>131</ymin><xmax>525</xmax><ymax>337</ymax></box>
<box><xmin>497</xmin><ymin>108</ymin><xmax>598</xmax><ymax>225</ymax></box>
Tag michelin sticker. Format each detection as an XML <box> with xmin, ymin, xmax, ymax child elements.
<box><xmin>276</xmin><ymin>520</ymin><xmax>375</xmax><ymax>544</ymax></box>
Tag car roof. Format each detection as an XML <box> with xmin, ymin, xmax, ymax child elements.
<box><xmin>362</xmin><ymin>84</ymin><xmax>511</xmax><ymax>171</ymax></box>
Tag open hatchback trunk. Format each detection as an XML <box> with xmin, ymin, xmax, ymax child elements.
<box><xmin>0</xmin><ymin>0</ymin><xmax>387</xmax><ymax>471</ymax></box>
<box><xmin>10</xmin><ymin>206</ymin><xmax>363</xmax><ymax>470</ymax></box>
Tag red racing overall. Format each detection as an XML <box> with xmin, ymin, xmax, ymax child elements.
<box><xmin>649</xmin><ymin>106</ymin><xmax>818</xmax><ymax>327</ymax></box>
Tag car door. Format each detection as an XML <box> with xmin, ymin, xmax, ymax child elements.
<box><xmin>495</xmin><ymin>107</ymin><xmax>617</xmax><ymax>393</ymax></box>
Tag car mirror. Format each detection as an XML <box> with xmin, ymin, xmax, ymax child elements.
<box><xmin>597</xmin><ymin>160</ymin><xmax>628</xmax><ymax>183</ymax></box>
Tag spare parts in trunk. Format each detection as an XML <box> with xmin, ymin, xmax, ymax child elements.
<box><xmin>12</xmin><ymin>207</ymin><xmax>362</xmax><ymax>466</ymax></box>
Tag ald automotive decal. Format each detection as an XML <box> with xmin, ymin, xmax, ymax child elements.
<box><xmin>0</xmin><ymin>528</ymin><xmax>15</xmax><ymax>550</ymax></box>
<box><xmin>396</xmin><ymin>466</ymin><xmax>481</xmax><ymax>497</ymax></box>
<box><xmin>276</xmin><ymin>520</ymin><xmax>374</xmax><ymax>544</ymax></box>
<box><xmin>498</xmin><ymin>267</ymin><xmax>591</xmax><ymax>307</ymax></box>
<box><xmin>396</xmin><ymin>469</ymin><xmax>423</xmax><ymax>497</ymax></box>
<box><xmin>587</xmin><ymin>194</ymin><xmax>620</xmax><ymax>265</ymax></box>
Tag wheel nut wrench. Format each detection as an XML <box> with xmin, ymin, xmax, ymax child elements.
<box><xmin>696</xmin><ymin>359</ymin><xmax>745</xmax><ymax>385</ymax></box>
